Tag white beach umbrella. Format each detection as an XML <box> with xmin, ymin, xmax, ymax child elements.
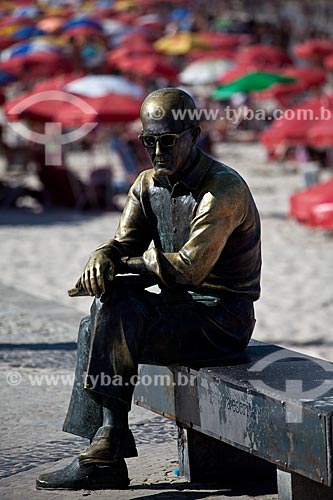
<box><xmin>179</xmin><ymin>59</ymin><xmax>234</xmax><ymax>85</ymax></box>
<box><xmin>64</xmin><ymin>75</ymin><xmax>145</xmax><ymax>98</ymax></box>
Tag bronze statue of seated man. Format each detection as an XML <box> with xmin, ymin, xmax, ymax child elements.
<box><xmin>36</xmin><ymin>87</ymin><xmax>261</xmax><ymax>490</ymax></box>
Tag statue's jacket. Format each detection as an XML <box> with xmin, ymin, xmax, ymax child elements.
<box><xmin>100</xmin><ymin>148</ymin><xmax>261</xmax><ymax>301</ymax></box>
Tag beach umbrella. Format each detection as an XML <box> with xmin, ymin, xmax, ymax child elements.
<box><xmin>101</xmin><ymin>19</ymin><xmax>130</xmax><ymax>37</ymax></box>
<box><xmin>109</xmin><ymin>11</ymin><xmax>139</xmax><ymax>25</ymax></box>
<box><xmin>107</xmin><ymin>42</ymin><xmax>157</xmax><ymax>65</ymax></box>
<box><xmin>324</xmin><ymin>54</ymin><xmax>333</xmax><ymax>71</ymax></box>
<box><xmin>0</xmin><ymin>39</ymin><xmax>62</xmax><ymax>61</ymax></box>
<box><xmin>219</xmin><ymin>64</ymin><xmax>268</xmax><ymax>84</ymax></box>
<box><xmin>154</xmin><ymin>32</ymin><xmax>210</xmax><ymax>56</ymax></box>
<box><xmin>0</xmin><ymin>70</ymin><xmax>17</xmax><ymax>86</ymax></box>
<box><xmin>62</xmin><ymin>18</ymin><xmax>103</xmax><ymax>31</ymax></box>
<box><xmin>112</xmin><ymin>0</ymin><xmax>137</xmax><ymax>10</ymax></box>
<box><xmin>212</xmin><ymin>72</ymin><xmax>296</xmax><ymax>100</ymax></box>
<box><xmin>0</xmin><ymin>37</ymin><xmax>18</xmax><ymax>51</ymax></box>
<box><xmin>116</xmin><ymin>28</ymin><xmax>161</xmax><ymax>45</ymax></box>
<box><xmin>179</xmin><ymin>59</ymin><xmax>233</xmax><ymax>85</ymax></box>
<box><xmin>261</xmin><ymin>120</ymin><xmax>311</xmax><ymax>150</ymax></box>
<box><xmin>12</xmin><ymin>4</ymin><xmax>42</xmax><ymax>19</ymax></box>
<box><xmin>64</xmin><ymin>75</ymin><xmax>145</xmax><ymax>98</ymax></box>
<box><xmin>81</xmin><ymin>94</ymin><xmax>141</xmax><ymax>125</ymax></box>
<box><xmin>306</xmin><ymin>116</ymin><xmax>333</xmax><ymax>149</ymax></box>
<box><xmin>0</xmin><ymin>17</ymin><xmax>32</xmax><ymax>35</ymax></box>
<box><xmin>275</xmin><ymin>67</ymin><xmax>326</xmax><ymax>89</ymax></box>
<box><xmin>289</xmin><ymin>178</ymin><xmax>333</xmax><ymax>224</ymax></box>
<box><xmin>10</xmin><ymin>25</ymin><xmax>46</xmax><ymax>40</ymax></box>
<box><xmin>141</xmin><ymin>0</ymin><xmax>192</xmax><ymax>5</ymax></box>
<box><xmin>254</xmin><ymin>67</ymin><xmax>327</xmax><ymax>104</ymax></box>
<box><xmin>62</xmin><ymin>25</ymin><xmax>104</xmax><ymax>37</ymax></box>
<box><xmin>110</xmin><ymin>54</ymin><xmax>178</xmax><ymax>80</ymax></box>
<box><xmin>260</xmin><ymin>95</ymin><xmax>333</xmax><ymax>149</ymax></box>
<box><xmin>235</xmin><ymin>45</ymin><xmax>292</xmax><ymax>67</ymax></box>
<box><xmin>32</xmin><ymin>73</ymin><xmax>84</xmax><ymax>92</ymax></box>
<box><xmin>170</xmin><ymin>6</ymin><xmax>191</xmax><ymax>17</ymax></box>
<box><xmin>0</xmin><ymin>51</ymin><xmax>73</xmax><ymax>80</ymax></box>
<box><xmin>134</xmin><ymin>14</ymin><xmax>163</xmax><ymax>30</ymax></box>
<box><xmin>294</xmin><ymin>39</ymin><xmax>333</xmax><ymax>61</ymax></box>
<box><xmin>5</xmin><ymin>90</ymin><xmax>141</xmax><ymax>126</ymax></box>
<box><xmin>308</xmin><ymin>203</ymin><xmax>333</xmax><ymax>229</ymax></box>
<box><xmin>188</xmin><ymin>48</ymin><xmax>234</xmax><ymax>62</ymax></box>
<box><xmin>37</xmin><ymin>17</ymin><xmax>64</xmax><ymax>34</ymax></box>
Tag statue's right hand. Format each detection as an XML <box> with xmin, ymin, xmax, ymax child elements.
<box><xmin>80</xmin><ymin>249</ymin><xmax>115</xmax><ymax>298</ymax></box>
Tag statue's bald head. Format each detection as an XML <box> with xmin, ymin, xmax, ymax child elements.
<box><xmin>140</xmin><ymin>87</ymin><xmax>198</xmax><ymax>134</ymax></box>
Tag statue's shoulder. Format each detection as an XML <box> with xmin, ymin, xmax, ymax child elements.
<box><xmin>132</xmin><ymin>168</ymin><xmax>154</xmax><ymax>187</ymax></box>
<box><xmin>202</xmin><ymin>152</ymin><xmax>248</xmax><ymax>193</ymax></box>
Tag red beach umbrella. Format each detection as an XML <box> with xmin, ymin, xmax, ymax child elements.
<box><xmin>254</xmin><ymin>67</ymin><xmax>327</xmax><ymax>104</ymax></box>
<box><xmin>235</xmin><ymin>45</ymin><xmax>292</xmax><ymax>67</ymax></box>
<box><xmin>308</xmin><ymin>203</ymin><xmax>333</xmax><ymax>229</ymax></box>
<box><xmin>32</xmin><ymin>73</ymin><xmax>84</xmax><ymax>92</ymax></box>
<box><xmin>5</xmin><ymin>90</ymin><xmax>141</xmax><ymax>126</ymax></box>
<box><xmin>107</xmin><ymin>43</ymin><xmax>157</xmax><ymax>66</ymax></box>
<box><xmin>324</xmin><ymin>54</ymin><xmax>333</xmax><ymax>71</ymax></box>
<box><xmin>110</xmin><ymin>55</ymin><xmax>178</xmax><ymax>81</ymax></box>
<box><xmin>0</xmin><ymin>51</ymin><xmax>74</xmax><ymax>81</ymax></box>
<box><xmin>260</xmin><ymin>95</ymin><xmax>333</xmax><ymax>149</ymax></box>
<box><xmin>219</xmin><ymin>64</ymin><xmax>280</xmax><ymax>84</ymax></box>
<box><xmin>188</xmin><ymin>48</ymin><xmax>234</xmax><ymax>62</ymax></box>
<box><xmin>62</xmin><ymin>25</ymin><xmax>105</xmax><ymax>38</ymax></box>
<box><xmin>289</xmin><ymin>179</ymin><xmax>333</xmax><ymax>224</ymax></box>
<box><xmin>294</xmin><ymin>39</ymin><xmax>333</xmax><ymax>61</ymax></box>
<box><xmin>306</xmin><ymin>116</ymin><xmax>333</xmax><ymax>149</ymax></box>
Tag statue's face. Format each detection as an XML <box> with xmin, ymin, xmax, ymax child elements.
<box><xmin>140</xmin><ymin>100</ymin><xmax>196</xmax><ymax>179</ymax></box>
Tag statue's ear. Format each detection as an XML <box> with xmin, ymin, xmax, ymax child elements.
<box><xmin>191</xmin><ymin>126</ymin><xmax>201</xmax><ymax>145</ymax></box>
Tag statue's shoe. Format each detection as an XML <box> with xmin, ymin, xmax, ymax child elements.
<box><xmin>36</xmin><ymin>457</ymin><xmax>129</xmax><ymax>490</ymax></box>
<box><xmin>78</xmin><ymin>425</ymin><xmax>138</xmax><ymax>466</ymax></box>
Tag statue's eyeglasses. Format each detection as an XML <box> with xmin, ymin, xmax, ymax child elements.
<box><xmin>138</xmin><ymin>128</ymin><xmax>193</xmax><ymax>149</ymax></box>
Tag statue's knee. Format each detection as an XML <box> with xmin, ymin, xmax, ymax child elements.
<box><xmin>77</xmin><ymin>315</ymin><xmax>91</xmax><ymax>344</ymax></box>
<box><xmin>89</xmin><ymin>289</ymin><xmax>151</xmax><ymax>326</ymax></box>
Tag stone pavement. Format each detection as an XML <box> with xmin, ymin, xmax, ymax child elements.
<box><xmin>0</xmin><ymin>284</ymin><xmax>277</xmax><ymax>500</ymax></box>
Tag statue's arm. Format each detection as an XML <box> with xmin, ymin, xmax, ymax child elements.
<box><xmin>76</xmin><ymin>172</ymin><xmax>153</xmax><ymax>297</ymax></box>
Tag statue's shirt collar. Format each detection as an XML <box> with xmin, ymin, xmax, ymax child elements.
<box><xmin>153</xmin><ymin>148</ymin><xmax>213</xmax><ymax>193</ymax></box>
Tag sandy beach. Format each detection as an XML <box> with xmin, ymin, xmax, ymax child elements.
<box><xmin>1</xmin><ymin>142</ymin><xmax>332</xmax><ymax>359</ymax></box>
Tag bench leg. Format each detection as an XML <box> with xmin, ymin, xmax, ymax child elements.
<box><xmin>277</xmin><ymin>469</ymin><xmax>333</xmax><ymax>500</ymax></box>
<box><xmin>177</xmin><ymin>425</ymin><xmax>276</xmax><ymax>483</ymax></box>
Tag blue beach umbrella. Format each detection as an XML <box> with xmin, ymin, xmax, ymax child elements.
<box><xmin>63</xmin><ymin>18</ymin><xmax>103</xmax><ymax>31</ymax></box>
<box><xmin>1</xmin><ymin>40</ymin><xmax>62</xmax><ymax>61</ymax></box>
<box><xmin>0</xmin><ymin>70</ymin><xmax>16</xmax><ymax>85</ymax></box>
<box><xmin>11</xmin><ymin>25</ymin><xmax>46</xmax><ymax>40</ymax></box>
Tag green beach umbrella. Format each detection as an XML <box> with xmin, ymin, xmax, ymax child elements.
<box><xmin>212</xmin><ymin>71</ymin><xmax>296</xmax><ymax>100</ymax></box>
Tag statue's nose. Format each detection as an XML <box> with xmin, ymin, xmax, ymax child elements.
<box><xmin>155</xmin><ymin>140</ymin><xmax>162</xmax><ymax>155</ymax></box>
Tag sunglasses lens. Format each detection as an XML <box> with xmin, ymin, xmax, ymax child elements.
<box><xmin>141</xmin><ymin>135</ymin><xmax>155</xmax><ymax>147</ymax></box>
<box><xmin>159</xmin><ymin>135</ymin><xmax>175</xmax><ymax>148</ymax></box>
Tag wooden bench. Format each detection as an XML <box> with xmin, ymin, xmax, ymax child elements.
<box><xmin>133</xmin><ymin>339</ymin><xmax>333</xmax><ymax>500</ymax></box>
